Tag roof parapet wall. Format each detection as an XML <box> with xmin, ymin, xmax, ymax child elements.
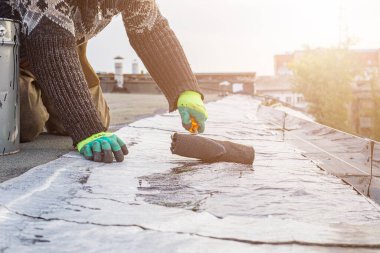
<box><xmin>257</xmin><ymin>105</ymin><xmax>380</xmax><ymax>205</ymax></box>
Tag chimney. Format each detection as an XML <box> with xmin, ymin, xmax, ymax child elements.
<box><xmin>114</xmin><ymin>56</ymin><xmax>124</xmax><ymax>88</ymax></box>
<box><xmin>132</xmin><ymin>59</ymin><xmax>140</xmax><ymax>75</ymax></box>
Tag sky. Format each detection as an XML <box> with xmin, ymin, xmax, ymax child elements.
<box><xmin>87</xmin><ymin>0</ymin><xmax>380</xmax><ymax>76</ymax></box>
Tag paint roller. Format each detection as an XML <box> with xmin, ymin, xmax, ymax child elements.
<box><xmin>171</xmin><ymin>133</ymin><xmax>255</xmax><ymax>165</ymax></box>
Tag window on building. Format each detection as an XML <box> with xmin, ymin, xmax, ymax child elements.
<box><xmin>360</xmin><ymin>117</ymin><xmax>373</xmax><ymax>129</ymax></box>
<box><xmin>297</xmin><ymin>96</ymin><xmax>304</xmax><ymax>103</ymax></box>
<box><xmin>360</xmin><ymin>100</ymin><xmax>374</xmax><ymax>110</ymax></box>
<box><xmin>286</xmin><ymin>97</ymin><xmax>292</xmax><ymax>104</ymax></box>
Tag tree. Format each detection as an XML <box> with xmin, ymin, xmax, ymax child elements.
<box><xmin>289</xmin><ymin>47</ymin><xmax>362</xmax><ymax>133</ymax></box>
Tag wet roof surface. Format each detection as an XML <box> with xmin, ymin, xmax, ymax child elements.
<box><xmin>1</xmin><ymin>96</ymin><xmax>380</xmax><ymax>252</ymax></box>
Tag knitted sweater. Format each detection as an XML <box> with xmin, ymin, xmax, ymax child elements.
<box><xmin>1</xmin><ymin>0</ymin><xmax>201</xmax><ymax>145</ymax></box>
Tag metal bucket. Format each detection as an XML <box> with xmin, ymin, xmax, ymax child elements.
<box><xmin>0</xmin><ymin>18</ymin><xmax>21</xmax><ymax>156</ymax></box>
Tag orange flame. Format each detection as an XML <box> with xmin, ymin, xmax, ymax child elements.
<box><xmin>189</xmin><ymin>118</ymin><xmax>199</xmax><ymax>134</ymax></box>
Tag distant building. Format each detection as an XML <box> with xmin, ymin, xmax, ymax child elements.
<box><xmin>354</xmin><ymin>49</ymin><xmax>380</xmax><ymax>81</ymax></box>
<box><xmin>195</xmin><ymin>73</ymin><xmax>255</xmax><ymax>95</ymax></box>
<box><xmin>99</xmin><ymin>72</ymin><xmax>256</xmax><ymax>95</ymax></box>
<box><xmin>274</xmin><ymin>53</ymin><xmax>294</xmax><ymax>76</ymax></box>
<box><xmin>351</xmin><ymin>49</ymin><xmax>380</xmax><ymax>137</ymax></box>
<box><xmin>255</xmin><ymin>53</ymin><xmax>306</xmax><ymax>110</ymax></box>
<box><xmin>351</xmin><ymin>82</ymin><xmax>377</xmax><ymax>136</ymax></box>
<box><xmin>98</xmin><ymin>72</ymin><xmax>116</xmax><ymax>93</ymax></box>
<box><xmin>123</xmin><ymin>73</ymin><xmax>161</xmax><ymax>93</ymax></box>
<box><xmin>255</xmin><ymin>76</ymin><xmax>307</xmax><ymax>110</ymax></box>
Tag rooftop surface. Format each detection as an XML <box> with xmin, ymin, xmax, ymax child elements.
<box><xmin>1</xmin><ymin>95</ymin><xmax>380</xmax><ymax>252</ymax></box>
<box><xmin>0</xmin><ymin>94</ymin><xmax>218</xmax><ymax>183</ymax></box>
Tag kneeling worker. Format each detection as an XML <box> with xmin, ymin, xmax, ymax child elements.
<box><xmin>1</xmin><ymin>0</ymin><xmax>207</xmax><ymax>163</ymax></box>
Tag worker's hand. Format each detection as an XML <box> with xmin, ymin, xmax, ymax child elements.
<box><xmin>77</xmin><ymin>132</ymin><xmax>129</xmax><ymax>163</ymax></box>
<box><xmin>177</xmin><ymin>91</ymin><xmax>208</xmax><ymax>133</ymax></box>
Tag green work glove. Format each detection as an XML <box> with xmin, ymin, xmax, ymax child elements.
<box><xmin>177</xmin><ymin>91</ymin><xmax>208</xmax><ymax>133</ymax></box>
<box><xmin>77</xmin><ymin>132</ymin><xmax>129</xmax><ymax>163</ymax></box>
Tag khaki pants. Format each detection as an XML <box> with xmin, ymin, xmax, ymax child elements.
<box><xmin>20</xmin><ymin>42</ymin><xmax>110</xmax><ymax>142</ymax></box>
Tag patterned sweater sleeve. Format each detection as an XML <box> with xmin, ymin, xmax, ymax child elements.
<box><xmin>25</xmin><ymin>17</ymin><xmax>106</xmax><ymax>145</ymax></box>
<box><xmin>121</xmin><ymin>0</ymin><xmax>203</xmax><ymax>112</ymax></box>
<box><xmin>0</xmin><ymin>1</ymin><xmax>21</xmax><ymax>20</ymax></box>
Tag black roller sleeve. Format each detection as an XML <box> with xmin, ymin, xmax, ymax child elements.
<box><xmin>171</xmin><ymin>133</ymin><xmax>255</xmax><ymax>165</ymax></box>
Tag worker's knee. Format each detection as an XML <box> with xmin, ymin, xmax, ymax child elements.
<box><xmin>20</xmin><ymin>114</ymin><xmax>46</xmax><ymax>142</ymax></box>
<box><xmin>88</xmin><ymin>84</ymin><xmax>111</xmax><ymax>130</ymax></box>
<box><xmin>102</xmin><ymin>105</ymin><xmax>111</xmax><ymax>130</ymax></box>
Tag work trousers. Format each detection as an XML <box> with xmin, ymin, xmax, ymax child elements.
<box><xmin>20</xmin><ymin>42</ymin><xmax>110</xmax><ymax>142</ymax></box>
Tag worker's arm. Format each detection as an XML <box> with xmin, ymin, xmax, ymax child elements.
<box><xmin>0</xmin><ymin>1</ymin><xmax>21</xmax><ymax>20</ymax></box>
<box><xmin>25</xmin><ymin>17</ymin><xmax>105</xmax><ymax>145</ymax></box>
<box><xmin>25</xmin><ymin>17</ymin><xmax>127</xmax><ymax>162</ymax></box>
<box><xmin>121</xmin><ymin>0</ymin><xmax>204</xmax><ymax>112</ymax></box>
<box><xmin>121</xmin><ymin>1</ymin><xmax>208</xmax><ymax>132</ymax></box>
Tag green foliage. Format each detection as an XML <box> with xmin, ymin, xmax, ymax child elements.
<box><xmin>289</xmin><ymin>47</ymin><xmax>362</xmax><ymax>132</ymax></box>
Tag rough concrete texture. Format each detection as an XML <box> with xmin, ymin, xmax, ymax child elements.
<box><xmin>1</xmin><ymin>95</ymin><xmax>380</xmax><ymax>252</ymax></box>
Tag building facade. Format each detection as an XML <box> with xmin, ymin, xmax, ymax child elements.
<box><xmin>255</xmin><ymin>76</ymin><xmax>307</xmax><ymax>110</ymax></box>
<box><xmin>98</xmin><ymin>72</ymin><xmax>256</xmax><ymax>96</ymax></box>
<box><xmin>351</xmin><ymin>49</ymin><xmax>380</xmax><ymax>138</ymax></box>
<box><xmin>255</xmin><ymin>53</ymin><xmax>306</xmax><ymax>110</ymax></box>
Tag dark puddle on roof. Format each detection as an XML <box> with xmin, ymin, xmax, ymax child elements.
<box><xmin>137</xmin><ymin>163</ymin><xmax>250</xmax><ymax>211</ymax></box>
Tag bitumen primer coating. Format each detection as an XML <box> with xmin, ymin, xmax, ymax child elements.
<box><xmin>1</xmin><ymin>95</ymin><xmax>380</xmax><ymax>252</ymax></box>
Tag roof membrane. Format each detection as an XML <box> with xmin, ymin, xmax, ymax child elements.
<box><xmin>0</xmin><ymin>95</ymin><xmax>380</xmax><ymax>252</ymax></box>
